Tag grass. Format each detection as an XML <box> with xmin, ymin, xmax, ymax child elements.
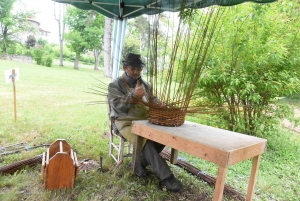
<box><xmin>0</xmin><ymin>59</ymin><xmax>300</xmax><ymax>201</ymax></box>
<box><xmin>52</xmin><ymin>59</ymin><xmax>97</xmax><ymax>70</ymax></box>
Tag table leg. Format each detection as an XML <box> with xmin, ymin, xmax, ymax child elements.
<box><xmin>246</xmin><ymin>155</ymin><xmax>261</xmax><ymax>201</ymax></box>
<box><xmin>213</xmin><ymin>166</ymin><xmax>228</xmax><ymax>201</ymax></box>
<box><xmin>170</xmin><ymin>148</ymin><xmax>178</xmax><ymax>164</ymax></box>
<box><xmin>131</xmin><ymin>134</ymin><xmax>143</xmax><ymax>174</ymax></box>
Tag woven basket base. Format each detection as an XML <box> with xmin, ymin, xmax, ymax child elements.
<box><xmin>148</xmin><ymin>107</ymin><xmax>185</xmax><ymax>127</ymax></box>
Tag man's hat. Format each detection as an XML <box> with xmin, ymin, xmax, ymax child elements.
<box><xmin>122</xmin><ymin>53</ymin><xmax>145</xmax><ymax>68</ymax></box>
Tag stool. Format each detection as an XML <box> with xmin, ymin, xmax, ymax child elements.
<box><xmin>106</xmin><ymin>96</ymin><xmax>132</xmax><ymax>163</ymax></box>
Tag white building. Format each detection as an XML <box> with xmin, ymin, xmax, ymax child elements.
<box><xmin>18</xmin><ymin>17</ymin><xmax>51</xmax><ymax>44</ymax></box>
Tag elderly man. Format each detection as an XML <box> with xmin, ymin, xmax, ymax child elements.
<box><xmin>107</xmin><ymin>53</ymin><xmax>183</xmax><ymax>192</ymax></box>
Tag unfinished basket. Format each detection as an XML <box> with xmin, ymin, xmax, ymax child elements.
<box><xmin>148</xmin><ymin>107</ymin><xmax>186</xmax><ymax>127</ymax></box>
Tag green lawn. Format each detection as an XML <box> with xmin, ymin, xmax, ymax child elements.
<box><xmin>0</xmin><ymin>59</ymin><xmax>299</xmax><ymax>201</ymax></box>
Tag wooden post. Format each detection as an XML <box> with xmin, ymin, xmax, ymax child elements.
<box><xmin>12</xmin><ymin>69</ymin><xmax>17</xmax><ymax>121</ymax></box>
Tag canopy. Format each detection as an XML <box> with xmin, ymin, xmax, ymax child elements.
<box><xmin>53</xmin><ymin>0</ymin><xmax>276</xmax><ymax>79</ymax></box>
<box><xmin>53</xmin><ymin>0</ymin><xmax>276</xmax><ymax>20</ymax></box>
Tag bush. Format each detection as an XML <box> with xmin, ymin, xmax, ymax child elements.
<box><xmin>32</xmin><ymin>48</ymin><xmax>44</xmax><ymax>65</ymax></box>
<box><xmin>15</xmin><ymin>44</ymin><xmax>26</xmax><ymax>55</ymax></box>
<box><xmin>79</xmin><ymin>54</ymin><xmax>86</xmax><ymax>62</ymax></box>
<box><xmin>63</xmin><ymin>46</ymin><xmax>71</xmax><ymax>58</ymax></box>
<box><xmin>69</xmin><ymin>52</ymin><xmax>76</xmax><ymax>61</ymax></box>
<box><xmin>44</xmin><ymin>55</ymin><xmax>53</xmax><ymax>67</ymax></box>
<box><xmin>52</xmin><ymin>44</ymin><xmax>71</xmax><ymax>59</ymax></box>
<box><xmin>43</xmin><ymin>44</ymin><xmax>54</xmax><ymax>55</ymax></box>
<box><xmin>7</xmin><ymin>43</ymin><xmax>30</xmax><ymax>55</ymax></box>
<box><xmin>37</xmin><ymin>38</ymin><xmax>48</xmax><ymax>47</ymax></box>
<box><xmin>24</xmin><ymin>48</ymin><xmax>32</xmax><ymax>56</ymax></box>
<box><xmin>51</xmin><ymin>44</ymin><xmax>61</xmax><ymax>58</ymax></box>
<box><xmin>25</xmin><ymin>35</ymin><xmax>37</xmax><ymax>49</ymax></box>
<box><xmin>80</xmin><ymin>54</ymin><xmax>94</xmax><ymax>64</ymax></box>
<box><xmin>87</xmin><ymin>56</ymin><xmax>94</xmax><ymax>64</ymax></box>
<box><xmin>7</xmin><ymin>45</ymin><xmax>16</xmax><ymax>54</ymax></box>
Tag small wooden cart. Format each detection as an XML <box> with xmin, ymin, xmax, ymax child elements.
<box><xmin>41</xmin><ymin>139</ymin><xmax>79</xmax><ymax>189</ymax></box>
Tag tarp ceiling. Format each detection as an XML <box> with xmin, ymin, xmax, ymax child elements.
<box><xmin>53</xmin><ymin>0</ymin><xmax>276</xmax><ymax>20</ymax></box>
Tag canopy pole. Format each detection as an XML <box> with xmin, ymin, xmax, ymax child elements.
<box><xmin>112</xmin><ymin>18</ymin><xmax>127</xmax><ymax>80</ymax></box>
<box><xmin>111</xmin><ymin>19</ymin><xmax>118</xmax><ymax>79</ymax></box>
<box><xmin>117</xmin><ymin>18</ymin><xmax>127</xmax><ymax>72</ymax></box>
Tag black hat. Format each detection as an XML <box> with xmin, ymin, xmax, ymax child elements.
<box><xmin>122</xmin><ymin>53</ymin><xmax>145</xmax><ymax>68</ymax></box>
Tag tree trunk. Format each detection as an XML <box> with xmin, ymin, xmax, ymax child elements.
<box><xmin>59</xmin><ymin>38</ymin><xmax>64</xmax><ymax>66</ymax></box>
<box><xmin>74</xmin><ymin>54</ymin><xmax>79</xmax><ymax>69</ymax></box>
<box><xmin>103</xmin><ymin>17</ymin><xmax>112</xmax><ymax>78</ymax></box>
<box><xmin>54</xmin><ymin>2</ymin><xmax>66</xmax><ymax>66</ymax></box>
<box><xmin>1</xmin><ymin>25</ymin><xmax>9</xmax><ymax>59</ymax></box>
<box><xmin>94</xmin><ymin>49</ymin><xmax>102</xmax><ymax>70</ymax></box>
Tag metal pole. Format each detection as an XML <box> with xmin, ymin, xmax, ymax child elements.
<box><xmin>112</xmin><ymin>18</ymin><xmax>127</xmax><ymax>80</ymax></box>
<box><xmin>112</xmin><ymin>19</ymin><xmax>121</xmax><ymax>79</ymax></box>
<box><xmin>117</xmin><ymin>18</ymin><xmax>127</xmax><ymax>72</ymax></box>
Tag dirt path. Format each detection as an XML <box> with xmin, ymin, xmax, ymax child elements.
<box><xmin>281</xmin><ymin>109</ymin><xmax>300</xmax><ymax>133</ymax></box>
<box><xmin>282</xmin><ymin>119</ymin><xmax>300</xmax><ymax>133</ymax></box>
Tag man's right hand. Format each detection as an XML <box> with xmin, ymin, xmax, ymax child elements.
<box><xmin>134</xmin><ymin>80</ymin><xmax>146</xmax><ymax>99</ymax></box>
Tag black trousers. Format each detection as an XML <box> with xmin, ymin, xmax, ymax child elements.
<box><xmin>140</xmin><ymin>140</ymin><xmax>172</xmax><ymax>180</ymax></box>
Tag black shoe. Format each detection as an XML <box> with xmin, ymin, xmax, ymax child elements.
<box><xmin>159</xmin><ymin>174</ymin><xmax>183</xmax><ymax>192</ymax></box>
<box><xmin>135</xmin><ymin>164</ymin><xmax>149</xmax><ymax>177</ymax></box>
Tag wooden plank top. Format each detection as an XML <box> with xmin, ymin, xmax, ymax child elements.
<box><xmin>131</xmin><ymin>120</ymin><xmax>267</xmax><ymax>167</ymax></box>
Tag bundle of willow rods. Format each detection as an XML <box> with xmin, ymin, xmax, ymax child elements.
<box><xmin>145</xmin><ymin>5</ymin><xmax>227</xmax><ymax>113</ymax></box>
<box><xmin>160</xmin><ymin>149</ymin><xmax>246</xmax><ymax>201</ymax></box>
<box><xmin>0</xmin><ymin>155</ymin><xmax>42</xmax><ymax>175</ymax></box>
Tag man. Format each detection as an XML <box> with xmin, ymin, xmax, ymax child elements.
<box><xmin>107</xmin><ymin>53</ymin><xmax>183</xmax><ymax>192</ymax></box>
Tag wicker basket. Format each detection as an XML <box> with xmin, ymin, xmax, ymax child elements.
<box><xmin>148</xmin><ymin>107</ymin><xmax>186</xmax><ymax>127</ymax></box>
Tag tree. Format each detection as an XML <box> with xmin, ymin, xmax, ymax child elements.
<box><xmin>37</xmin><ymin>37</ymin><xmax>48</xmax><ymax>47</ymax></box>
<box><xmin>132</xmin><ymin>16</ymin><xmax>151</xmax><ymax>55</ymax></box>
<box><xmin>123</xmin><ymin>17</ymin><xmax>145</xmax><ymax>58</ymax></box>
<box><xmin>197</xmin><ymin>1</ymin><xmax>300</xmax><ymax>135</ymax></box>
<box><xmin>87</xmin><ymin>14</ymin><xmax>105</xmax><ymax>70</ymax></box>
<box><xmin>0</xmin><ymin>0</ymin><xmax>35</xmax><ymax>57</ymax></box>
<box><xmin>124</xmin><ymin>15</ymin><xmax>174</xmax><ymax>71</ymax></box>
<box><xmin>25</xmin><ymin>35</ymin><xmax>36</xmax><ymax>48</ymax></box>
<box><xmin>54</xmin><ymin>2</ymin><xmax>66</xmax><ymax>66</ymax></box>
<box><xmin>64</xmin><ymin>6</ymin><xmax>105</xmax><ymax>70</ymax></box>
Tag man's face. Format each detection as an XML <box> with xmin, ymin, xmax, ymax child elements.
<box><xmin>124</xmin><ymin>66</ymin><xmax>143</xmax><ymax>80</ymax></box>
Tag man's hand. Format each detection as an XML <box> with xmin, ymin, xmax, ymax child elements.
<box><xmin>134</xmin><ymin>80</ymin><xmax>146</xmax><ymax>99</ymax></box>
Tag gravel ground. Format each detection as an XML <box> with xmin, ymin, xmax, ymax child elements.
<box><xmin>281</xmin><ymin>119</ymin><xmax>300</xmax><ymax>133</ymax></box>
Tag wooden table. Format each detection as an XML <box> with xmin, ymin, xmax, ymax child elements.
<box><xmin>131</xmin><ymin>120</ymin><xmax>267</xmax><ymax>201</ymax></box>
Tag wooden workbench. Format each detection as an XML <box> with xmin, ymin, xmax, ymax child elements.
<box><xmin>131</xmin><ymin>120</ymin><xmax>267</xmax><ymax>201</ymax></box>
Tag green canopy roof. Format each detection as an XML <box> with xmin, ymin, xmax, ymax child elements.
<box><xmin>53</xmin><ymin>0</ymin><xmax>276</xmax><ymax>19</ymax></box>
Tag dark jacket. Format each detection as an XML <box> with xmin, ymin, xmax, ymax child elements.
<box><xmin>108</xmin><ymin>72</ymin><xmax>150</xmax><ymax>121</ymax></box>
